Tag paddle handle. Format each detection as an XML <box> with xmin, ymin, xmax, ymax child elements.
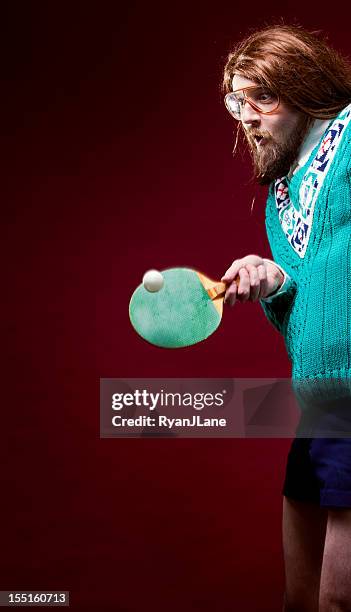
<box><xmin>207</xmin><ymin>277</ymin><xmax>239</xmax><ymax>300</ymax></box>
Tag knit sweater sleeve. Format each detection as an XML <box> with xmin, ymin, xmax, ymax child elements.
<box><xmin>260</xmin><ymin>275</ymin><xmax>297</xmax><ymax>334</ymax></box>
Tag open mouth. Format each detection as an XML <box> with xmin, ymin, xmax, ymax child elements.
<box><xmin>254</xmin><ymin>135</ymin><xmax>264</xmax><ymax>145</ymax></box>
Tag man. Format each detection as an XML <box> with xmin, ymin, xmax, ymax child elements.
<box><xmin>221</xmin><ymin>25</ymin><xmax>351</xmax><ymax>611</ymax></box>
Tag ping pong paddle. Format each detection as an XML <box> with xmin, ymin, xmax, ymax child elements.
<box><xmin>129</xmin><ymin>267</ymin><xmax>235</xmax><ymax>348</ymax></box>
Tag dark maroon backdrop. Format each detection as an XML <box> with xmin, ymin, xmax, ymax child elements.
<box><xmin>3</xmin><ymin>2</ymin><xmax>351</xmax><ymax>610</ymax></box>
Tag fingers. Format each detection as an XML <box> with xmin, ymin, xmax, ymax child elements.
<box><xmin>221</xmin><ymin>255</ymin><xmax>262</xmax><ymax>283</ymax></box>
<box><xmin>221</xmin><ymin>260</ymin><xmax>241</xmax><ymax>284</ymax></box>
<box><xmin>222</xmin><ymin>259</ymin><xmax>240</xmax><ymax>306</ymax></box>
<box><xmin>222</xmin><ymin>258</ymin><xmax>269</xmax><ymax>305</ymax></box>
<box><xmin>237</xmin><ymin>267</ymin><xmax>250</xmax><ymax>302</ymax></box>
<box><xmin>256</xmin><ymin>264</ymin><xmax>268</xmax><ymax>299</ymax></box>
<box><xmin>224</xmin><ymin>267</ymin><xmax>251</xmax><ymax>306</ymax></box>
<box><xmin>224</xmin><ymin>279</ymin><xmax>237</xmax><ymax>306</ymax></box>
<box><xmin>244</xmin><ymin>264</ymin><xmax>260</xmax><ymax>301</ymax></box>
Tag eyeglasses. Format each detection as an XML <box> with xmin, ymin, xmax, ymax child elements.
<box><xmin>224</xmin><ymin>85</ymin><xmax>280</xmax><ymax>121</ymax></box>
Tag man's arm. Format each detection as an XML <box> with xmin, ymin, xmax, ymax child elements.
<box><xmin>259</xmin><ymin>258</ymin><xmax>297</xmax><ymax>333</ymax></box>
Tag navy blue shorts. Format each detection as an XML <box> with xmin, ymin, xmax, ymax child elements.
<box><xmin>283</xmin><ymin>437</ymin><xmax>351</xmax><ymax>508</ymax></box>
<box><xmin>283</xmin><ymin>389</ymin><xmax>351</xmax><ymax>508</ymax></box>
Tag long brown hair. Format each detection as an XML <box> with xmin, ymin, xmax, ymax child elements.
<box><xmin>223</xmin><ymin>24</ymin><xmax>351</xmax><ymax>119</ymax></box>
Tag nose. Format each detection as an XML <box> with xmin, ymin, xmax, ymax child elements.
<box><xmin>241</xmin><ymin>101</ymin><xmax>261</xmax><ymax>127</ymax></box>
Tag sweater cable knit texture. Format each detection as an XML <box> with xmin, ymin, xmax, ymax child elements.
<box><xmin>261</xmin><ymin>103</ymin><xmax>351</xmax><ymax>380</ymax></box>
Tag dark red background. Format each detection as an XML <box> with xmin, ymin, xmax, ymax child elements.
<box><xmin>3</xmin><ymin>2</ymin><xmax>351</xmax><ymax>610</ymax></box>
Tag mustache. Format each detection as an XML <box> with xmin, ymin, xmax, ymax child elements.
<box><xmin>246</xmin><ymin>129</ymin><xmax>272</xmax><ymax>140</ymax></box>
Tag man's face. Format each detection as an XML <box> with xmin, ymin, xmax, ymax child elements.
<box><xmin>231</xmin><ymin>74</ymin><xmax>312</xmax><ymax>185</ymax></box>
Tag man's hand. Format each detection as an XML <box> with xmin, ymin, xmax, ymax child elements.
<box><xmin>221</xmin><ymin>255</ymin><xmax>284</xmax><ymax>306</ymax></box>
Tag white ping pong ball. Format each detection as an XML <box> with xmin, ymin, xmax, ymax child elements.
<box><xmin>143</xmin><ymin>269</ymin><xmax>164</xmax><ymax>292</ymax></box>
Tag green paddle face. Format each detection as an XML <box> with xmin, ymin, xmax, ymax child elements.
<box><xmin>129</xmin><ymin>268</ymin><xmax>223</xmax><ymax>348</ymax></box>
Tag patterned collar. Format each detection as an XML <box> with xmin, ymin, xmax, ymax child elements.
<box><xmin>274</xmin><ymin>104</ymin><xmax>351</xmax><ymax>258</ymax></box>
<box><xmin>288</xmin><ymin>118</ymin><xmax>332</xmax><ymax>179</ymax></box>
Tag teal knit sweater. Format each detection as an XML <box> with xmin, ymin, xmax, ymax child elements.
<box><xmin>261</xmin><ymin>103</ymin><xmax>351</xmax><ymax>380</ymax></box>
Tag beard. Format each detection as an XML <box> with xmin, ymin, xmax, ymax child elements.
<box><xmin>245</xmin><ymin>114</ymin><xmax>314</xmax><ymax>186</ymax></box>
